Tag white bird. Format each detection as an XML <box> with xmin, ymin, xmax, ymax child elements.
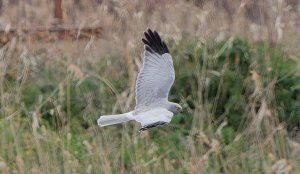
<box><xmin>98</xmin><ymin>28</ymin><xmax>182</xmax><ymax>131</ymax></box>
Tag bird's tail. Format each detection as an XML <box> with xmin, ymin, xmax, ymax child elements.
<box><xmin>97</xmin><ymin>111</ymin><xmax>133</xmax><ymax>127</ymax></box>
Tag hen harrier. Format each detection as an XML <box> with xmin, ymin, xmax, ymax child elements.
<box><xmin>98</xmin><ymin>29</ymin><xmax>182</xmax><ymax>131</ymax></box>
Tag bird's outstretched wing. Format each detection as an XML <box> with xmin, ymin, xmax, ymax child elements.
<box><xmin>135</xmin><ymin>29</ymin><xmax>175</xmax><ymax>110</ymax></box>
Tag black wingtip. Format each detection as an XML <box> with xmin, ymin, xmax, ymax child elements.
<box><xmin>142</xmin><ymin>28</ymin><xmax>169</xmax><ymax>55</ymax></box>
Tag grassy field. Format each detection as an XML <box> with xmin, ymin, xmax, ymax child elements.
<box><xmin>1</xmin><ymin>34</ymin><xmax>300</xmax><ymax>173</ymax></box>
<box><xmin>1</xmin><ymin>0</ymin><xmax>300</xmax><ymax>174</ymax></box>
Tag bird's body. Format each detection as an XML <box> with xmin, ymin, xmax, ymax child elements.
<box><xmin>98</xmin><ymin>29</ymin><xmax>182</xmax><ymax>131</ymax></box>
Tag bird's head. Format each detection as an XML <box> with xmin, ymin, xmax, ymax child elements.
<box><xmin>169</xmin><ymin>103</ymin><xmax>182</xmax><ymax>114</ymax></box>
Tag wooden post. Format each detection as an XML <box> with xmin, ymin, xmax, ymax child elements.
<box><xmin>54</xmin><ymin>0</ymin><xmax>63</xmax><ymax>24</ymax></box>
<box><xmin>53</xmin><ymin>0</ymin><xmax>65</xmax><ymax>39</ymax></box>
<box><xmin>0</xmin><ymin>0</ymin><xmax>2</xmax><ymax>15</ymax></box>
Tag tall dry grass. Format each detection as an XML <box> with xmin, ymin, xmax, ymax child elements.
<box><xmin>0</xmin><ymin>0</ymin><xmax>300</xmax><ymax>173</ymax></box>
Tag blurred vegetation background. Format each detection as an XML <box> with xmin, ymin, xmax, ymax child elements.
<box><xmin>0</xmin><ymin>0</ymin><xmax>300</xmax><ymax>173</ymax></box>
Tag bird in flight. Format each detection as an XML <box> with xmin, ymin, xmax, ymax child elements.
<box><xmin>98</xmin><ymin>28</ymin><xmax>182</xmax><ymax>131</ymax></box>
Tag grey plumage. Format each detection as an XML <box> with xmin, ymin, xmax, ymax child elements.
<box><xmin>98</xmin><ymin>28</ymin><xmax>182</xmax><ymax>131</ymax></box>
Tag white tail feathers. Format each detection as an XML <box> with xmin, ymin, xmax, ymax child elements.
<box><xmin>97</xmin><ymin>112</ymin><xmax>133</xmax><ymax>127</ymax></box>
